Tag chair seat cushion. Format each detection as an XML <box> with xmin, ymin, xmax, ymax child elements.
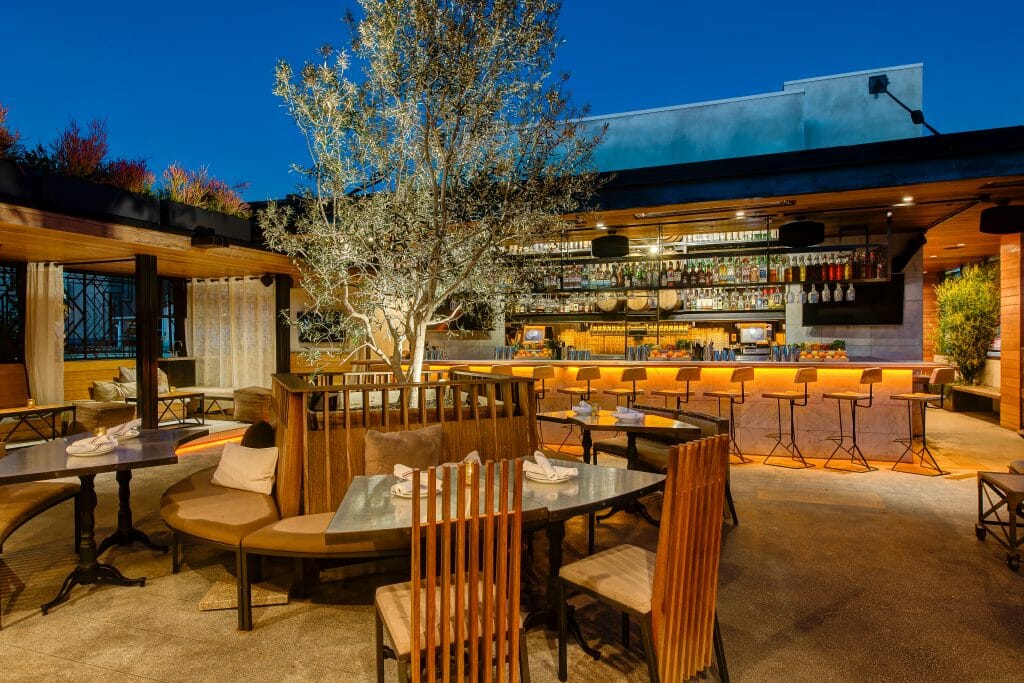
<box><xmin>0</xmin><ymin>482</ymin><xmax>79</xmax><ymax>545</ymax></box>
<box><xmin>160</xmin><ymin>467</ymin><xmax>279</xmax><ymax>546</ymax></box>
<box><xmin>243</xmin><ymin>512</ymin><xmax>409</xmax><ymax>556</ymax></box>
<box><xmin>375</xmin><ymin>578</ymin><xmax>523</xmax><ymax>657</ymax></box>
<box><xmin>559</xmin><ymin>544</ymin><xmax>655</xmax><ymax>614</ymax></box>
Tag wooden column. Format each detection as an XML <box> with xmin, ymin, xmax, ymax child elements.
<box><xmin>1000</xmin><ymin>234</ymin><xmax>1022</xmax><ymax>431</ymax></box>
<box><xmin>275</xmin><ymin>274</ymin><xmax>293</xmax><ymax>374</ymax></box>
<box><xmin>135</xmin><ymin>254</ymin><xmax>159</xmax><ymax>430</ymax></box>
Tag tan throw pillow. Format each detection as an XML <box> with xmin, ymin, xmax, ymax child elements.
<box><xmin>119</xmin><ymin>366</ymin><xmax>169</xmax><ymax>392</ymax></box>
<box><xmin>363</xmin><ymin>423</ymin><xmax>444</xmax><ymax>476</ymax></box>
<box><xmin>210</xmin><ymin>442</ymin><xmax>279</xmax><ymax>495</ymax></box>
<box><xmin>93</xmin><ymin>380</ymin><xmax>135</xmax><ymax>401</ymax></box>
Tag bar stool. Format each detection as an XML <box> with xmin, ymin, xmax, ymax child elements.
<box><xmin>912</xmin><ymin>366</ymin><xmax>955</xmax><ymax>409</ymax></box>
<box><xmin>602</xmin><ymin>367</ymin><xmax>647</xmax><ymax>407</ymax></box>
<box><xmin>488</xmin><ymin>365</ymin><xmax>515</xmax><ymax>375</ymax></box>
<box><xmin>891</xmin><ymin>367</ymin><xmax>956</xmax><ymax>475</ymax></box>
<box><xmin>531</xmin><ymin>365</ymin><xmax>555</xmax><ymax>445</ymax></box>
<box><xmin>762</xmin><ymin>368</ymin><xmax>817</xmax><ymax>468</ymax></box>
<box><xmin>651</xmin><ymin>367</ymin><xmax>701</xmax><ymax>410</ymax></box>
<box><xmin>556</xmin><ymin>366</ymin><xmax>601</xmax><ymax>406</ymax></box>
<box><xmin>703</xmin><ymin>366</ymin><xmax>754</xmax><ymax>463</ymax></box>
<box><xmin>822</xmin><ymin>367</ymin><xmax>882</xmax><ymax>472</ymax></box>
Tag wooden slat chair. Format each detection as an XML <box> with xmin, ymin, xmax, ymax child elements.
<box><xmin>374</xmin><ymin>460</ymin><xmax>530</xmax><ymax>683</ymax></box>
<box><xmin>557</xmin><ymin>434</ymin><xmax>730</xmax><ymax>683</ymax></box>
<box><xmin>650</xmin><ymin>367</ymin><xmax>701</xmax><ymax>410</ymax></box>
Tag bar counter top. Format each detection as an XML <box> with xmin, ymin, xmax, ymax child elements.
<box><xmin>427</xmin><ymin>359</ymin><xmax>948</xmax><ymax>370</ymax></box>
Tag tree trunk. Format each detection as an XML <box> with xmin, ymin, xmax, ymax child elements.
<box><xmin>407</xmin><ymin>322</ymin><xmax>428</xmax><ymax>383</ymax></box>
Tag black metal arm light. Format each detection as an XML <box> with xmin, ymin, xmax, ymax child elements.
<box><xmin>868</xmin><ymin>74</ymin><xmax>940</xmax><ymax>136</ymax></box>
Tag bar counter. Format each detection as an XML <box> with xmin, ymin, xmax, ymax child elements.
<box><xmin>427</xmin><ymin>359</ymin><xmax>951</xmax><ymax>462</ymax></box>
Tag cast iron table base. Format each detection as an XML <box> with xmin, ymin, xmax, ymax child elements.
<box><xmin>97</xmin><ymin>470</ymin><xmax>169</xmax><ymax>555</ymax></box>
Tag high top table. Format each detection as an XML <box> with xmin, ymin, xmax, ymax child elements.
<box><xmin>326</xmin><ymin>457</ymin><xmax>665</xmax><ymax>659</ymax></box>
<box><xmin>0</xmin><ymin>428</ymin><xmax>207</xmax><ymax>613</ymax></box>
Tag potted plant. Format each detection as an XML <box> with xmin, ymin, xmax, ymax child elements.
<box><xmin>933</xmin><ymin>265</ymin><xmax>999</xmax><ymax>385</ymax></box>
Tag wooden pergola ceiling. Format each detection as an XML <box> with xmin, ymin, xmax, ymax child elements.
<box><xmin>563</xmin><ymin>175</ymin><xmax>1024</xmax><ymax>273</ymax></box>
<box><xmin>0</xmin><ymin>202</ymin><xmax>299</xmax><ymax>279</ymax></box>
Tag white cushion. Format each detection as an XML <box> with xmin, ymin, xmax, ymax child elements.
<box><xmin>118</xmin><ymin>366</ymin><xmax>170</xmax><ymax>393</ymax></box>
<box><xmin>117</xmin><ymin>366</ymin><xmax>137</xmax><ymax>383</ymax></box>
<box><xmin>211</xmin><ymin>442</ymin><xmax>279</xmax><ymax>495</ymax></box>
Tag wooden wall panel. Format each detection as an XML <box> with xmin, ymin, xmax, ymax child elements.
<box><xmin>1000</xmin><ymin>235</ymin><xmax>1022</xmax><ymax>431</ymax></box>
<box><xmin>63</xmin><ymin>359</ymin><xmax>127</xmax><ymax>401</ymax></box>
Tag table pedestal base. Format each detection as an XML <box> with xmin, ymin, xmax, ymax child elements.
<box><xmin>41</xmin><ymin>563</ymin><xmax>145</xmax><ymax>614</ymax></box>
<box><xmin>97</xmin><ymin>470</ymin><xmax>169</xmax><ymax>555</ymax></box>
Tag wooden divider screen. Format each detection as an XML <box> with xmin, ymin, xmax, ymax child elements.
<box><xmin>270</xmin><ymin>371</ymin><xmax>538</xmax><ymax>516</ymax></box>
<box><xmin>651</xmin><ymin>434</ymin><xmax>729</xmax><ymax>681</ymax></box>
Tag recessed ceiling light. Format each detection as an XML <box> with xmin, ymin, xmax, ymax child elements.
<box><xmin>595</xmin><ymin>221</ymin><xmax>605</xmax><ymax>228</ymax></box>
<box><xmin>929</xmin><ymin>255</ymin><xmax>937</xmax><ymax>258</ymax></box>
<box><xmin>956</xmin><ymin>242</ymin><xmax>966</xmax><ymax>247</ymax></box>
<box><xmin>735</xmin><ymin>210</ymin><xmax>745</xmax><ymax>217</ymax></box>
<box><xmin>902</xmin><ymin>195</ymin><xmax>914</xmax><ymax>203</ymax></box>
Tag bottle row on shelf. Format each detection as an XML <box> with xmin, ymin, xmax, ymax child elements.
<box><xmin>507</xmin><ymin>229</ymin><xmax>781</xmax><ymax>256</ymax></box>
<box><xmin>510</xmin><ymin>282</ymin><xmax>859</xmax><ymax>315</ymax></box>
<box><xmin>535</xmin><ymin>248</ymin><xmax>888</xmax><ymax>291</ymax></box>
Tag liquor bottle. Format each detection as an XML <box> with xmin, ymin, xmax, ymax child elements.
<box><xmin>834</xmin><ymin>283</ymin><xmax>844</xmax><ymax>302</ymax></box>
<box><xmin>798</xmin><ymin>254</ymin><xmax>807</xmax><ymax>282</ymax></box>
<box><xmin>799</xmin><ymin>286</ymin><xmax>808</xmax><ymax>304</ymax></box>
<box><xmin>772</xmin><ymin>287</ymin><xmax>782</xmax><ymax>307</ymax></box>
<box><xmin>846</xmin><ymin>282</ymin><xmax>856</xmax><ymax>302</ymax></box>
<box><xmin>844</xmin><ymin>253</ymin><xmax>853</xmax><ymax>281</ymax></box>
<box><xmin>868</xmin><ymin>249</ymin><xmax>877</xmax><ymax>280</ymax></box>
<box><xmin>758</xmin><ymin>256</ymin><xmax>768</xmax><ymax>283</ymax></box>
<box><xmin>769</xmin><ymin>257</ymin><xmax>779</xmax><ymax>284</ymax></box>
<box><xmin>808</xmin><ymin>284</ymin><xmax>819</xmax><ymax>304</ymax></box>
<box><xmin>821</xmin><ymin>282</ymin><xmax>831</xmax><ymax>302</ymax></box>
<box><xmin>661</xmin><ymin>262</ymin><xmax>670</xmax><ymax>287</ymax></box>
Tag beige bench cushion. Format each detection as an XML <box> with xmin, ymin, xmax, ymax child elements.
<box><xmin>592</xmin><ymin>435</ymin><xmax>672</xmax><ymax>471</ymax></box>
<box><xmin>243</xmin><ymin>512</ymin><xmax>409</xmax><ymax>555</ymax></box>
<box><xmin>160</xmin><ymin>467</ymin><xmax>279</xmax><ymax>546</ymax></box>
<box><xmin>1</xmin><ymin>482</ymin><xmax>79</xmax><ymax>545</ymax></box>
<box><xmin>559</xmin><ymin>544</ymin><xmax>655</xmax><ymax>614</ymax></box>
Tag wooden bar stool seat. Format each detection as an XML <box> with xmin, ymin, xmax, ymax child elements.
<box><xmin>556</xmin><ymin>366</ymin><xmax>601</xmax><ymax>405</ymax></box>
<box><xmin>650</xmin><ymin>367</ymin><xmax>701</xmax><ymax>410</ymax></box>
<box><xmin>703</xmin><ymin>366</ymin><xmax>754</xmax><ymax>463</ymax></box>
<box><xmin>822</xmin><ymin>367</ymin><xmax>882</xmax><ymax>472</ymax></box>
<box><xmin>762</xmin><ymin>367</ymin><xmax>817</xmax><ymax>468</ymax></box>
<box><xmin>531</xmin><ymin>365</ymin><xmax>556</xmax><ymax>444</ymax></box>
<box><xmin>891</xmin><ymin>367</ymin><xmax>955</xmax><ymax>476</ymax></box>
<box><xmin>602</xmin><ymin>367</ymin><xmax>647</xmax><ymax>407</ymax></box>
<box><xmin>912</xmin><ymin>366</ymin><xmax>955</xmax><ymax>409</ymax></box>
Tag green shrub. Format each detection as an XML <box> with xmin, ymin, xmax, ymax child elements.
<box><xmin>933</xmin><ymin>264</ymin><xmax>999</xmax><ymax>385</ymax></box>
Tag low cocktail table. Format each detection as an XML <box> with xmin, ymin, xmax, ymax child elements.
<box><xmin>127</xmin><ymin>391</ymin><xmax>205</xmax><ymax>426</ymax></box>
<box><xmin>0</xmin><ymin>428</ymin><xmax>207</xmax><ymax>612</ymax></box>
<box><xmin>0</xmin><ymin>403</ymin><xmax>77</xmax><ymax>442</ymax></box>
<box><xmin>976</xmin><ymin>471</ymin><xmax>1024</xmax><ymax>571</ymax></box>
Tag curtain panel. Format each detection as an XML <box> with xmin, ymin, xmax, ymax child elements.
<box><xmin>25</xmin><ymin>262</ymin><xmax>65</xmax><ymax>404</ymax></box>
<box><xmin>186</xmin><ymin>277</ymin><xmax>275</xmax><ymax>389</ymax></box>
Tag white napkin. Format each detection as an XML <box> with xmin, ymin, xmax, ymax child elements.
<box><xmin>523</xmin><ymin>450</ymin><xmax>578</xmax><ymax>480</ymax></box>
<box><xmin>574</xmin><ymin>401</ymin><xmax>593</xmax><ymax>415</ymax></box>
<box><xmin>66</xmin><ymin>434</ymin><xmax>118</xmax><ymax>456</ymax></box>
<box><xmin>614</xmin><ymin>406</ymin><xmax>644</xmax><ymax>422</ymax></box>
<box><xmin>390</xmin><ymin>466</ymin><xmax>443</xmax><ymax>496</ymax></box>
<box><xmin>108</xmin><ymin>419</ymin><xmax>142</xmax><ymax>439</ymax></box>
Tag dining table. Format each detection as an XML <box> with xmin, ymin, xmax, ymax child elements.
<box><xmin>0</xmin><ymin>428</ymin><xmax>207</xmax><ymax>613</ymax></box>
<box><xmin>325</xmin><ymin>456</ymin><xmax>665</xmax><ymax>660</ymax></box>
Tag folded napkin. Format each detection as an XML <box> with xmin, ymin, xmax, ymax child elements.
<box><xmin>614</xmin><ymin>406</ymin><xmax>645</xmax><ymax>422</ymax></box>
<box><xmin>66</xmin><ymin>434</ymin><xmax>118</xmax><ymax>456</ymax></box>
<box><xmin>390</xmin><ymin>473</ymin><xmax>443</xmax><ymax>497</ymax></box>
<box><xmin>522</xmin><ymin>450</ymin><xmax>578</xmax><ymax>480</ymax></box>
<box><xmin>108</xmin><ymin>418</ymin><xmax>142</xmax><ymax>439</ymax></box>
<box><xmin>574</xmin><ymin>401</ymin><xmax>593</xmax><ymax>415</ymax></box>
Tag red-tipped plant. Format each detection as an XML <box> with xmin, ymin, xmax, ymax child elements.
<box><xmin>103</xmin><ymin>157</ymin><xmax>155</xmax><ymax>194</ymax></box>
<box><xmin>0</xmin><ymin>103</ymin><xmax>22</xmax><ymax>159</ymax></box>
<box><xmin>50</xmin><ymin>118</ymin><xmax>108</xmax><ymax>178</ymax></box>
<box><xmin>161</xmin><ymin>164</ymin><xmax>250</xmax><ymax>218</ymax></box>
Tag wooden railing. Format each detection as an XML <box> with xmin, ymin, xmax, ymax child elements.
<box><xmin>270</xmin><ymin>370</ymin><xmax>538</xmax><ymax>516</ymax></box>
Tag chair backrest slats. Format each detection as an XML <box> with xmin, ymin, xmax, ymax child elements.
<box><xmin>409</xmin><ymin>460</ymin><xmax>523</xmax><ymax>682</ymax></box>
<box><xmin>930</xmin><ymin>367</ymin><xmax>956</xmax><ymax>385</ymax></box>
<box><xmin>676</xmin><ymin>366</ymin><xmax>701</xmax><ymax>383</ymax></box>
<box><xmin>730</xmin><ymin>366</ymin><xmax>754</xmax><ymax>383</ymax></box>
<box><xmin>860</xmin><ymin>367</ymin><xmax>883</xmax><ymax>385</ymax></box>
<box><xmin>651</xmin><ymin>434</ymin><xmax>729</xmax><ymax>681</ymax></box>
<box><xmin>793</xmin><ymin>367</ymin><xmax>818</xmax><ymax>384</ymax></box>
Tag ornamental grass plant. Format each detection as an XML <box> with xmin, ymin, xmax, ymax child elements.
<box><xmin>933</xmin><ymin>264</ymin><xmax>1000</xmax><ymax>385</ymax></box>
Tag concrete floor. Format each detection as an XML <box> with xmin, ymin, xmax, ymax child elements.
<box><xmin>1</xmin><ymin>410</ymin><xmax>1022</xmax><ymax>682</ymax></box>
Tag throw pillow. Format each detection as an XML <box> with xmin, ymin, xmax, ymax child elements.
<box><xmin>210</xmin><ymin>442</ymin><xmax>279</xmax><ymax>496</ymax></box>
<box><xmin>363</xmin><ymin>423</ymin><xmax>444</xmax><ymax>476</ymax></box>
<box><xmin>117</xmin><ymin>366</ymin><xmax>170</xmax><ymax>393</ymax></box>
<box><xmin>241</xmin><ymin>420</ymin><xmax>276</xmax><ymax>449</ymax></box>
<box><xmin>92</xmin><ymin>380</ymin><xmax>136</xmax><ymax>401</ymax></box>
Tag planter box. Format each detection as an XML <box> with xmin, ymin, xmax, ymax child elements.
<box><xmin>34</xmin><ymin>172</ymin><xmax>160</xmax><ymax>226</ymax></box>
<box><xmin>160</xmin><ymin>199</ymin><xmax>253</xmax><ymax>243</ymax></box>
<box><xmin>0</xmin><ymin>159</ymin><xmax>34</xmax><ymax>203</ymax></box>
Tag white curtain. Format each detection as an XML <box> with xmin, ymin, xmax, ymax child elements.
<box><xmin>25</xmin><ymin>262</ymin><xmax>65</xmax><ymax>404</ymax></box>
<box><xmin>186</xmin><ymin>277</ymin><xmax>275</xmax><ymax>389</ymax></box>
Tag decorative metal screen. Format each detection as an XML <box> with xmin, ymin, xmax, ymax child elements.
<box><xmin>63</xmin><ymin>271</ymin><xmax>185</xmax><ymax>360</ymax></box>
<box><xmin>63</xmin><ymin>270</ymin><xmax>137</xmax><ymax>359</ymax></box>
<box><xmin>0</xmin><ymin>262</ymin><xmax>25</xmax><ymax>363</ymax></box>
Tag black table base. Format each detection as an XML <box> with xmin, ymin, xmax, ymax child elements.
<box><xmin>41</xmin><ymin>475</ymin><xmax>146</xmax><ymax>614</ymax></box>
<box><xmin>97</xmin><ymin>470</ymin><xmax>169</xmax><ymax>555</ymax></box>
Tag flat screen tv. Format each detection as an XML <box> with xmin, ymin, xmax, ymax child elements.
<box><xmin>802</xmin><ymin>275</ymin><xmax>904</xmax><ymax>326</ymax></box>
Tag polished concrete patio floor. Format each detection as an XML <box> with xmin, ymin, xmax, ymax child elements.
<box><xmin>1</xmin><ymin>410</ymin><xmax>1022</xmax><ymax>681</ymax></box>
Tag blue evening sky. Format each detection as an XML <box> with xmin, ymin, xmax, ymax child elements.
<box><xmin>3</xmin><ymin>1</ymin><xmax>1022</xmax><ymax>201</ymax></box>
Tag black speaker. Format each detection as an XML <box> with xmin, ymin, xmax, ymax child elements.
<box><xmin>892</xmin><ymin>232</ymin><xmax>927</xmax><ymax>273</ymax></box>
<box><xmin>778</xmin><ymin>220</ymin><xmax>825</xmax><ymax>248</ymax></box>
<box><xmin>980</xmin><ymin>205</ymin><xmax>1024</xmax><ymax>234</ymax></box>
<box><xmin>591</xmin><ymin>234</ymin><xmax>629</xmax><ymax>258</ymax></box>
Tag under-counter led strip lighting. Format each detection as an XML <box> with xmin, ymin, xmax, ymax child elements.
<box><xmin>176</xmin><ymin>433</ymin><xmax>243</xmax><ymax>455</ymax></box>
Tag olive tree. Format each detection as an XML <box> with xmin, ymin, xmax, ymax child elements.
<box><xmin>261</xmin><ymin>0</ymin><xmax>602</xmax><ymax>381</ymax></box>
<box><xmin>933</xmin><ymin>264</ymin><xmax>1000</xmax><ymax>384</ymax></box>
